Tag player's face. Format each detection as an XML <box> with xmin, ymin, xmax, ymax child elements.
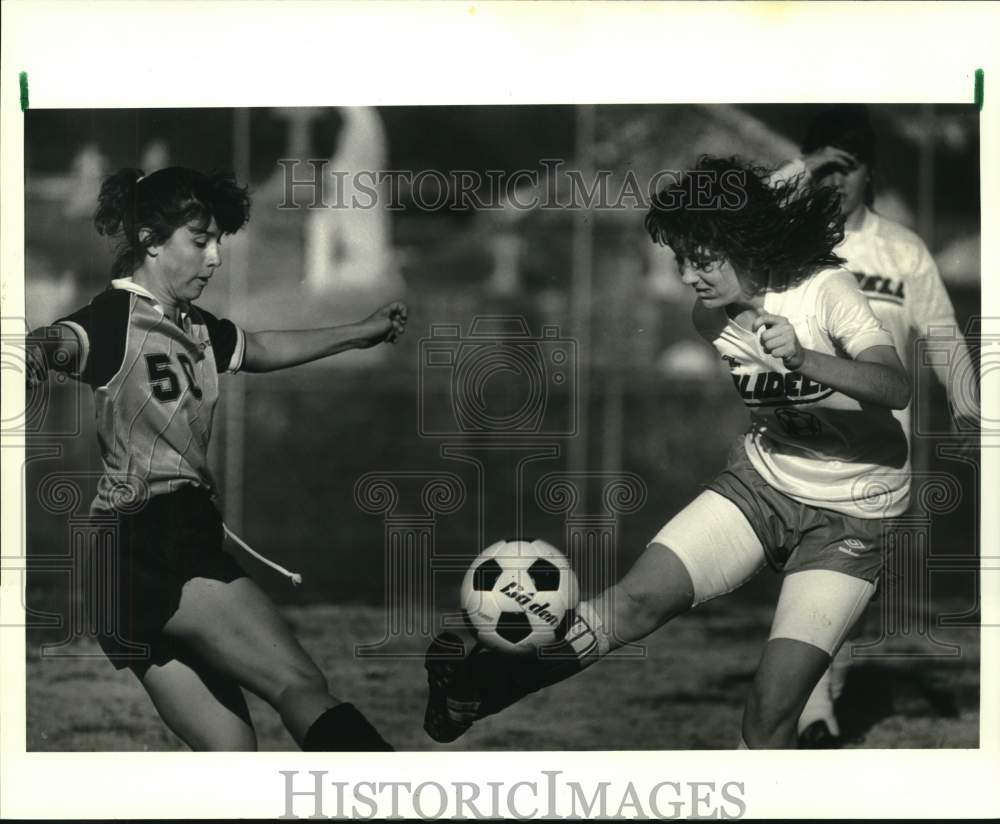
<box><xmin>814</xmin><ymin>156</ymin><xmax>869</xmax><ymax>217</ymax></box>
<box><xmin>157</xmin><ymin>217</ymin><xmax>223</xmax><ymax>303</ymax></box>
<box><xmin>678</xmin><ymin>255</ymin><xmax>748</xmax><ymax>307</ymax></box>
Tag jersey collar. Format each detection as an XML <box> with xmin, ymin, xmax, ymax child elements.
<box><xmin>111</xmin><ymin>277</ymin><xmax>159</xmax><ymax>301</ymax></box>
<box><xmin>111</xmin><ymin>277</ymin><xmax>191</xmax><ymax>321</ymax></box>
<box><xmin>848</xmin><ymin>206</ymin><xmax>877</xmax><ymax>237</ymax></box>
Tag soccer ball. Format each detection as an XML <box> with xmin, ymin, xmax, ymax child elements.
<box><xmin>460</xmin><ymin>538</ymin><xmax>579</xmax><ymax>655</ymax></box>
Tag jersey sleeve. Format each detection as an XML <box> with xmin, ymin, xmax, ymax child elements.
<box><xmin>54</xmin><ymin>289</ymin><xmax>131</xmax><ymax>388</ymax></box>
<box><xmin>817</xmin><ymin>270</ymin><xmax>894</xmax><ymax>359</ymax></box>
<box><xmin>199</xmin><ymin>307</ymin><xmax>246</xmax><ymax>374</ymax></box>
<box><xmin>904</xmin><ymin>238</ymin><xmax>957</xmax><ymax>334</ymax></box>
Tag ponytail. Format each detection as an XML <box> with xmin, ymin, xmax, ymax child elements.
<box><xmin>92</xmin><ymin>166</ymin><xmax>249</xmax><ymax>278</ymax></box>
<box><xmin>94</xmin><ymin>167</ymin><xmax>144</xmax><ymax>238</ymax></box>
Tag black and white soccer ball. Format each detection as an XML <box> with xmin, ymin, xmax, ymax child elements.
<box><xmin>460</xmin><ymin>539</ymin><xmax>579</xmax><ymax>655</ymax></box>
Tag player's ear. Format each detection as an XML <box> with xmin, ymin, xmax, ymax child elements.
<box><xmin>138</xmin><ymin>227</ymin><xmax>159</xmax><ymax>257</ymax></box>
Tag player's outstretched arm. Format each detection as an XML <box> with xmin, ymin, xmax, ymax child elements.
<box><xmin>754</xmin><ymin>313</ymin><xmax>910</xmax><ymax>410</ymax></box>
<box><xmin>242</xmin><ymin>301</ymin><xmax>408</xmax><ymax>373</ymax></box>
<box><xmin>906</xmin><ymin>244</ymin><xmax>980</xmax><ymax>427</ymax></box>
<box><xmin>24</xmin><ymin>325</ymin><xmax>83</xmax><ymax>388</ymax></box>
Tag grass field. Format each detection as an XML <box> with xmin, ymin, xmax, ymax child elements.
<box><xmin>26</xmin><ymin>596</ymin><xmax>979</xmax><ymax>752</ymax></box>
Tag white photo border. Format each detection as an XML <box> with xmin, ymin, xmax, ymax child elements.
<box><xmin>2</xmin><ymin>1</ymin><xmax>998</xmax><ymax>819</ymax></box>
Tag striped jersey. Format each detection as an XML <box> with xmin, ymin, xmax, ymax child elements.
<box><xmin>57</xmin><ymin>278</ymin><xmax>246</xmax><ymax>513</ymax></box>
<box><xmin>699</xmin><ymin>268</ymin><xmax>910</xmax><ymax>519</ymax></box>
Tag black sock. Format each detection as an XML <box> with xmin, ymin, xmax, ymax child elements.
<box><xmin>302</xmin><ymin>703</ymin><xmax>394</xmax><ymax>752</ymax></box>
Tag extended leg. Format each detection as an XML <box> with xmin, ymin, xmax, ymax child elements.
<box><xmin>426</xmin><ymin>490</ymin><xmax>766</xmax><ymax>742</ymax></box>
<box><xmin>160</xmin><ymin>576</ymin><xmax>391</xmax><ymax>751</ymax></box>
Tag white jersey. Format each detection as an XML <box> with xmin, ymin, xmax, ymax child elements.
<box><xmin>700</xmin><ymin>267</ymin><xmax>910</xmax><ymax>519</ymax></box>
<box><xmin>837</xmin><ymin>206</ymin><xmax>959</xmax><ymax>436</ymax></box>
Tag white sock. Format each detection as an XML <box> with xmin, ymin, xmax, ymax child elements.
<box><xmin>558</xmin><ymin>599</ymin><xmax>613</xmax><ymax>667</ymax></box>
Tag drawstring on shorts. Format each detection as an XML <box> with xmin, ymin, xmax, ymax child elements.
<box><xmin>223</xmin><ymin>523</ymin><xmax>303</xmax><ymax>586</ymax></box>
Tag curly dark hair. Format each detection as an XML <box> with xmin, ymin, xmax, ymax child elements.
<box><xmin>94</xmin><ymin>167</ymin><xmax>251</xmax><ymax>277</ymax></box>
<box><xmin>644</xmin><ymin>155</ymin><xmax>845</xmax><ymax>294</ymax></box>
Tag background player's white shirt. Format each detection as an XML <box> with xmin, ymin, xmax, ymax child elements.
<box><xmin>837</xmin><ymin>206</ymin><xmax>959</xmax><ymax>437</ymax></box>
<box><xmin>773</xmin><ymin>159</ymin><xmax>970</xmax><ymax>434</ymax></box>
<box><xmin>702</xmin><ymin>268</ymin><xmax>910</xmax><ymax>519</ymax></box>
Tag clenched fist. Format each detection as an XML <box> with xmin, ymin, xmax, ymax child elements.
<box><xmin>753</xmin><ymin>312</ymin><xmax>805</xmax><ymax>371</ymax></box>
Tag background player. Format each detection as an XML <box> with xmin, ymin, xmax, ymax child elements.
<box><xmin>424</xmin><ymin>156</ymin><xmax>912</xmax><ymax>749</ymax></box>
<box><xmin>775</xmin><ymin>105</ymin><xmax>981</xmax><ymax>746</ymax></box>
<box><xmin>26</xmin><ymin>166</ymin><xmax>407</xmax><ymax>751</ymax></box>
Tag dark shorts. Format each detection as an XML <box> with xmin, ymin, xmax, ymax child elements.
<box><xmin>707</xmin><ymin>446</ymin><xmax>887</xmax><ymax>584</ymax></box>
<box><xmin>93</xmin><ymin>485</ymin><xmax>246</xmax><ymax>672</ymax></box>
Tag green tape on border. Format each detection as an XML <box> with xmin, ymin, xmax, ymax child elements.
<box><xmin>19</xmin><ymin>71</ymin><xmax>29</xmax><ymax>112</ymax></box>
<box><xmin>974</xmin><ymin>68</ymin><xmax>984</xmax><ymax>112</ymax></box>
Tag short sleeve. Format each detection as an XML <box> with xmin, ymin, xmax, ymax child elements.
<box><xmin>198</xmin><ymin>307</ymin><xmax>245</xmax><ymax>374</ymax></box>
<box><xmin>904</xmin><ymin>239</ymin><xmax>957</xmax><ymax>334</ymax></box>
<box><xmin>817</xmin><ymin>270</ymin><xmax>894</xmax><ymax>359</ymax></box>
<box><xmin>54</xmin><ymin>289</ymin><xmax>131</xmax><ymax>388</ymax></box>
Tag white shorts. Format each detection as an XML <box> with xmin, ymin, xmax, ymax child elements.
<box><xmin>649</xmin><ymin>490</ymin><xmax>875</xmax><ymax>654</ymax></box>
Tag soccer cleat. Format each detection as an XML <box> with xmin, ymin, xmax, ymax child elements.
<box><xmin>423</xmin><ymin>632</ymin><xmax>479</xmax><ymax>743</ymax></box>
<box><xmin>423</xmin><ymin>631</ymin><xmax>542</xmax><ymax>742</ymax></box>
<box><xmin>797</xmin><ymin>719</ymin><xmax>843</xmax><ymax>749</ymax></box>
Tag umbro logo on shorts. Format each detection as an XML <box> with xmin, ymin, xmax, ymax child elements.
<box><xmin>837</xmin><ymin>537</ymin><xmax>868</xmax><ymax>557</ymax></box>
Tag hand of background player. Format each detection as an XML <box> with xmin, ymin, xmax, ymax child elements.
<box><xmin>802</xmin><ymin>145</ymin><xmax>858</xmax><ymax>177</ymax></box>
<box><xmin>358</xmin><ymin>301</ymin><xmax>408</xmax><ymax>347</ymax></box>
<box><xmin>753</xmin><ymin>312</ymin><xmax>805</xmax><ymax>370</ymax></box>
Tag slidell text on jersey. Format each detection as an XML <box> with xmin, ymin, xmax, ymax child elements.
<box><xmin>725</xmin><ymin>362</ymin><xmax>832</xmax><ymax>406</ymax></box>
<box><xmin>853</xmin><ymin>270</ymin><xmax>905</xmax><ymax>303</ymax></box>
